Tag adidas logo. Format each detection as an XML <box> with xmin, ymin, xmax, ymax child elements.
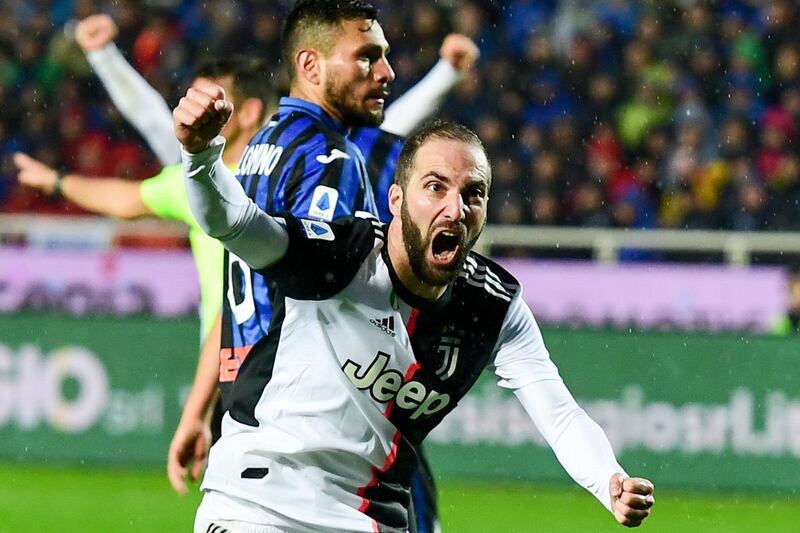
<box><xmin>370</xmin><ymin>316</ymin><xmax>396</xmax><ymax>337</ymax></box>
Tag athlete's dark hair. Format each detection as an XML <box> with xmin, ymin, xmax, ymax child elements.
<box><xmin>282</xmin><ymin>0</ymin><xmax>379</xmax><ymax>81</ymax></box>
<box><xmin>394</xmin><ymin>120</ymin><xmax>492</xmax><ymax>190</ymax></box>
<box><xmin>194</xmin><ymin>57</ymin><xmax>277</xmax><ymax>122</ymax></box>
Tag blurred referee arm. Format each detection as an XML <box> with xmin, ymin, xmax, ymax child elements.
<box><xmin>13</xmin><ymin>152</ymin><xmax>152</xmax><ymax>219</ymax></box>
<box><xmin>176</xmin><ymin>79</ymin><xmax>287</xmax><ymax>269</ymax></box>
<box><xmin>76</xmin><ymin>14</ymin><xmax>181</xmax><ymax>166</ymax></box>
<box><xmin>167</xmin><ymin>311</ymin><xmax>220</xmax><ymax>495</ymax></box>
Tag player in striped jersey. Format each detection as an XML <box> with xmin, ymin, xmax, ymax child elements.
<box><xmin>179</xmin><ymin>89</ymin><xmax>656</xmax><ymax>530</ymax></box>
<box><xmin>214</xmin><ymin>6</ymin><xmax>477</xmax><ymax>530</ymax></box>
<box><xmin>354</xmin><ymin>34</ymin><xmax>480</xmax><ymax>222</ymax></box>
<box><xmin>216</xmin><ymin>0</ymin><xmax>390</xmax><ymax>405</ymax></box>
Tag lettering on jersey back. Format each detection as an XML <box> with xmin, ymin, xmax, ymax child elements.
<box><xmin>342</xmin><ymin>352</ymin><xmax>450</xmax><ymax>420</ymax></box>
<box><xmin>237</xmin><ymin>143</ymin><xmax>284</xmax><ymax>176</ymax></box>
<box><xmin>219</xmin><ymin>345</ymin><xmax>253</xmax><ymax>382</ymax></box>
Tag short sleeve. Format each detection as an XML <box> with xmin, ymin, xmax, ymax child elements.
<box><xmin>260</xmin><ymin>213</ymin><xmax>384</xmax><ymax>300</ymax></box>
<box><xmin>139</xmin><ymin>164</ymin><xmax>194</xmax><ymax>225</ymax></box>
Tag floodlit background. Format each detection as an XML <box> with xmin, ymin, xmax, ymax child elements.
<box><xmin>1</xmin><ymin>1</ymin><xmax>800</xmax><ymax>531</ymax></box>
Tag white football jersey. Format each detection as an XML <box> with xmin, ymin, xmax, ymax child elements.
<box><xmin>200</xmin><ymin>214</ymin><xmax>561</xmax><ymax>532</ymax></box>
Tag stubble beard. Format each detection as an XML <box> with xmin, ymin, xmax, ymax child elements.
<box><xmin>400</xmin><ymin>199</ymin><xmax>480</xmax><ymax>288</ymax></box>
<box><xmin>325</xmin><ymin>76</ymin><xmax>383</xmax><ymax>128</ymax></box>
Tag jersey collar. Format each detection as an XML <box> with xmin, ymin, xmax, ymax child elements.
<box><xmin>380</xmin><ymin>236</ymin><xmax>455</xmax><ymax>311</ymax></box>
<box><xmin>278</xmin><ymin>97</ymin><xmax>348</xmax><ymax>135</ymax></box>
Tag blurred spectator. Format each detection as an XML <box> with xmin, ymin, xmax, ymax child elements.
<box><xmin>581</xmin><ymin>71</ymin><xmax>621</xmax><ymax>128</ymax></box>
<box><xmin>718</xmin><ymin>115</ymin><xmax>753</xmax><ymax>160</ymax></box>
<box><xmin>568</xmin><ymin>181</ymin><xmax>612</xmax><ymax>228</ymax></box>
<box><xmin>4</xmin><ymin>0</ymin><xmax>800</xmax><ymax>234</ymax></box>
<box><xmin>728</xmin><ymin>180</ymin><xmax>770</xmax><ymax>231</ymax></box>
<box><xmin>617</xmin><ymin>81</ymin><xmax>670</xmax><ymax>149</ymax></box>
<box><xmin>758</xmin><ymin>1</ymin><xmax>797</xmax><ymax>60</ymax></box>
<box><xmin>585</xmin><ymin>122</ymin><xmax>639</xmax><ymax>202</ymax></box>
<box><xmin>756</xmin><ymin>107</ymin><xmax>795</xmax><ymax>188</ymax></box>
<box><xmin>530</xmin><ymin>189</ymin><xmax>560</xmax><ymax>225</ymax></box>
<box><xmin>663</xmin><ymin>123</ymin><xmax>710</xmax><ymax>192</ymax></box>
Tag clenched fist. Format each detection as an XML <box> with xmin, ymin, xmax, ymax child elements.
<box><xmin>609</xmin><ymin>474</ymin><xmax>655</xmax><ymax>527</ymax></box>
<box><xmin>75</xmin><ymin>14</ymin><xmax>118</xmax><ymax>52</ymax></box>
<box><xmin>173</xmin><ymin>79</ymin><xmax>234</xmax><ymax>154</ymax></box>
<box><xmin>439</xmin><ymin>34</ymin><xmax>480</xmax><ymax>72</ymax></box>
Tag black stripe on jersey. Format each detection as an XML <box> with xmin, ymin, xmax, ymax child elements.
<box><xmin>458</xmin><ymin>273</ymin><xmax>512</xmax><ymax>302</ymax></box>
<box><xmin>219</xmin><ymin>249</ymin><xmax>234</xmax><ymax>410</ymax></box>
<box><xmin>246</xmin><ymin>114</ymin><xmax>306</xmax><ymax>207</ymax></box>
<box><xmin>380</xmin><ymin>251</ymin><xmax>519</xmax><ymax>444</ymax></box>
<box><xmin>281</xmin><ymin>155</ymin><xmax>306</xmax><ymax>213</ymax></box>
<box><xmin>359</xmin><ymin>436</ymin><xmax>417</xmax><ymax>531</ymax></box>
<box><xmin>459</xmin><ymin>255</ymin><xmax>518</xmax><ymax>302</ymax></box>
<box><xmin>261</xmin><ymin>215</ymin><xmax>383</xmax><ymax>301</ymax></box>
<box><xmin>352</xmin><ymin>157</ymin><xmax>366</xmax><ymax>215</ymax></box>
<box><xmin>227</xmin><ymin>291</ymin><xmax>286</xmax><ymax>427</ymax></box>
<box><xmin>364</xmin><ymin>130</ymin><xmax>401</xmax><ymax>192</ymax></box>
<box><xmin>464</xmin><ymin>255</ymin><xmax>518</xmax><ymax>291</ymax></box>
<box><xmin>284</xmin><ymin>127</ymin><xmax>348</xmax><ymax>211</ymax></box>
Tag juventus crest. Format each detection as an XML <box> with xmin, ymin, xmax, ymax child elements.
<box><xmin>435</xmin><ymin>337</ymin><xmax>460</xmax><ymax>380</ymax></box>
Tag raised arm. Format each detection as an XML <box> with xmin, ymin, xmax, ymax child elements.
<box><xmin>14</xmin><ymin>152</ymin><xmax>152</xmax><ymax>219</ymax></box>
<box><xmin>491</xmin><ymin>294</ymin><xmax>654</xmax><ymax>526</ymax></box>
<box><xmin>380</xmin><ymin>34</ymin><xmax>479</xmax><ymax>136</ymax></box>
<box><xmin>175</xmin><ymin>79</ymin><xmax>288</xmax><ymax>269</ymax></box>
<box><xmin>76</xmin><ymin>14</ymin><xmax>181</xmax><ymax>165</ymax></box>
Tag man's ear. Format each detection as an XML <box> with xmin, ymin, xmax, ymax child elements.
<box><xmin>236</xmin><ymin>98</ymin><xmax>265</xmax><ymax>131</ymax></box>
<box><xmin>388</xmin><ymin>183</ymin><xmax>403</xmax><ymax>217</ymax></box>
<box><xmin>296</xmin><ymin>48</ymin><xmax>322</xmax><ymax>85</ymax></box>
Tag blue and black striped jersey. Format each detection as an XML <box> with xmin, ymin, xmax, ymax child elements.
<box><xmin>350</xmin><ymin>127</ymin><xmax>405</xmax><ymax>222</ymax></box>
<box><xmin>221</xmin><ymin>97</ymin><xmax>380</xmax><ymax>393</ymax></box>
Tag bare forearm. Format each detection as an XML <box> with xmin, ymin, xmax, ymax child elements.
<box><xmin>60</xmin><ymin>174</ymin><xmax>151</xmax><ymax>219</ymax></box>
<box><xmin>180</xmin><ymin>313</ymin><xmax>222</xmax><ymax>423</ymax></box>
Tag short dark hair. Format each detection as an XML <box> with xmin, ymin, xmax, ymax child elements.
<box><xmin>194</xmin><ymin>57</ymin><xmax>277</xmax><ymax>122</ymax></box>
<box><xmin>394</xmin><ymin>120</ymin><xmax>491</xmax><ymax>190</ymax></box>
<box><xmin>282</xmin><ymin>0</ymin><xmax>379</xmax><ymax>81</ymax></box>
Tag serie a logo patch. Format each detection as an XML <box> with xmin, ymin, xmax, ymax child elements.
<box><xmin>308</xmin><ymin>185</ymin><xmax>339</xmax><ymax>221</ymax></box>
<box><xmin>300</xmin><ymin>219</ymin><xmax>335</xmax><ymax>241</ymax></box>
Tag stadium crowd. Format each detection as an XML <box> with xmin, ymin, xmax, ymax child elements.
<box><xmin>2</xmin><ymin>0</ymin><xmax>800</xmax><ymax>231</ymax></box>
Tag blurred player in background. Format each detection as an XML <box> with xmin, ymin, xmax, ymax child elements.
<box><xmin>14</xmin><ymin>13</ymin><xmax>283</xmax><ymax>498</ymax></box>
<box><xmin>15</xmin><ymin>8</ymin><xmax>478</xmax><ymax>530</ymax></box>
<box><xmin>14</xmin><ymin>49</ymin><xmax>275</xmax><ymax>493</ymax></box>
<box><xmin>178</xmin><ymin>81</ymin><xmax>657</xmax><ymax>529</ymax></box>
